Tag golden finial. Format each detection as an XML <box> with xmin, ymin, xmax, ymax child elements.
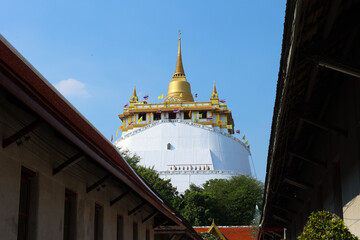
<box><xmin>213</xmin><ymin>82</ymin><xmax>217</xmax><ymax>94</ymax></box>
<box><xmin>130</xmin><ymin>85</ymin><xmax>138</xmax><ymax>102</ymax></box>
<box><xmin>174</xmin><ymin>31</ymin><xmax>185</xmax><ymax>76</ymax></box>
<box><xmin>132</xmin><ymin>85</ymin><xmax>137</xmax><ymax>97</ymax></box>
<box><xmin>211</xmin><ymin>82</ymin><xmax>219</xmax><ymax>99</ymax></box>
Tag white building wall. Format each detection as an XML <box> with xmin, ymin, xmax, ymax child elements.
<box><xmin>160</xmin><ymin>172</ymin><xmax>240</xmax><ymax>193</ymax></box>
<box><xmin>116</xmin><ymin>121</ymin><xmax>251</xmax><ymax>192</ymax></box>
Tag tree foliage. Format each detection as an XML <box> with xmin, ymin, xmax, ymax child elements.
<box><xmin>198</xmin><ymin>232</ymin><xmax>217</xmax><ymax>240</ymax></box>
<box><xmin>179</xmin><ymin>176</ymin><xmax>263</xmax><ymax>226</ymax></box>
<box><xmin>298</xmin><ymin>211</ymin><xmax>358</xmax><ymax>240</ymax></box>
<box><xmin>178</xmin><ymin>184</ymin><xmax>218</xmax><ymax>226</ymax></box>
<box><xmin>120</xmin><ymin>149</ymin><xmax>181</xmax><ymax>207</ymax></box>
<box><xmin>120</xmin><ymin>149</ymin><xmax>263</xmax><ymax>226</ymax></box>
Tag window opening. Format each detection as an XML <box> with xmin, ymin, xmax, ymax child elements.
<box><xmin>133</xmin><ymin>222</ymin><xmax>138</xmax><ymax>240</ymax></box>
<box><xmin>94</xmin><ymin>204</ymin><xmax>103</xmax><ymax>240</ymax></box>
<box><xmin>154</xmin><ymin>113</ymin><xmax>161</xmax><ymax>120</ymax></box>
<box><xmin>17</xmin><ymin>167</ymin><xmax>36</xmax><ymax>240</ymax></box>
<box><xmin>199</xmin><ymin>111</ymin><xmax>207</xmax><ymax>119</ymax></box>
<box><xmin>64</xmin><ymin>190</ymin><xmax>76</xmax><ymax>240</ymax></box>
<box><xmin>184</xmin><ymin>111</ymin><xmax>191</xmax><ymax>120</ymax></box>
<box><xmin>169</xmin><ymin>112</ymin><xmax>176</xmax><ymax>119</ymax></box>
<box><xmin>138</xmin><ymin>113</ymin><xmax>146</xmax><ymax>122</ymax></box>
<box><xmin>117</xmin><ymin>215</ymin><xmax>124</xmax><ymax>240</ymax></box>
<box><xmin>146</xmin><ymin>229</ymin><xmax>150</xmax><ymax>240</ymax></box>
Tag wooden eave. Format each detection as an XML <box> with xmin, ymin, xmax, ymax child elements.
<box><xmin>260</xmin><ymin>0</ymin><xmax>360</xmax><ymax>232</ymax></box>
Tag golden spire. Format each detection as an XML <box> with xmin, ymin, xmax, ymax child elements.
<box><xmin>213</xmin><ymin>82</ymin><xmax>217</xmax><ymax>94</ymax></box>
<box><xmin>130</xmin><ymin>85</ymin><xmax>138</xmax><ymax>102</ymax></box>
<box><xmin>211</xmin><ymin>82</ymin><xmax>219</xmax><ymax>99</ymax></box>
<box><xmin>165</xmin><ymin>31</ymin><xmax>194</xmax><ymax>102</ymax></box>
<box><xmin>174</xmin><ymin>31</ymin><xmax>185</xmax><ymax>76</ymax></box>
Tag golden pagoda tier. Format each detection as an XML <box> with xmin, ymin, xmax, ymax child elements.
<box><xmin>118</xmin><ymin>37</ymin><xmax>235</xmax><ymax>134</ymax></box>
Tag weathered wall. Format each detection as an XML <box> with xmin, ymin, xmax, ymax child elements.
<box><xmin>0</xmin><ymin>117</ymin><xmax>154</xmax><ymax>240</ymax></box>
<box><xmin>0</xmin><ymin>152</ymin><xmax>21</xmax><ymax>240</ymax></box>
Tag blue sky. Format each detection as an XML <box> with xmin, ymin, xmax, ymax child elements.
<box><xmin>2</xmin><ymin>0</ymin><xmax>286</xmax><ymax>182</ymax></box>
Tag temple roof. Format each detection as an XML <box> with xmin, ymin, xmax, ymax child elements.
<box><xmin>194</xmin><ymin>222</ymin><xmax>254</xmax><ymax>240</ymax></box>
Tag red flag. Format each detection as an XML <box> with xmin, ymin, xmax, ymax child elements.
<box><xmin>111</xmin><ymin>135</ymin><xmax>113</xmax><ymax>142</ymax></box>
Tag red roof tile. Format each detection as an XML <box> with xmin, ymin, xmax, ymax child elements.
<box><xmin>194</xmin><ymin>226</ymin><xmax>255</xmax><ymax>240</ymax></box>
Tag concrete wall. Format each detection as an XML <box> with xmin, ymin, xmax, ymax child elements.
<box><xmin>0</xmin><ymin>122</ymin><xmax>154</xmax><ymax>240</ymax></box>
<box><xmin>0</xmin><ymin>152</ymin><xmax>21</xmax><ymax>240</ymax></box>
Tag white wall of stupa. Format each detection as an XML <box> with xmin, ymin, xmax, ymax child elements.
<box><xmin>115</xmin><ymin>36</ymin><xmax>252</xmax><ymax>193</ymax></box>
<box><xmin>115</xmin><ymin>120</ymin><xmax>251</xmax><ymax>193</ymax></box>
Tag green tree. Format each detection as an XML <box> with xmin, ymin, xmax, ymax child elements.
<box><xmin>120</xmin><ymin>149</ymin><xmax>181</xmax><ymax>207</ymax></box>
<box><xmin>203</xmin><ymin>175</ymin><xmax>263</xmax><ymax>225</ymax></box>
<box><xmin>298</xmin><ymin>211</ymin><xmax>358</xmax><ymax>240</ymax></box>
<box><xmin>120</xmin><ymin>149</ymin><xmax>263</xmax><ymax>226</ymax></box>
<box><xmin>181</xmin><ymin>175</ymin><xmax>263</xmax><ymax>226</ymax></box>
<box><xmin>198</xmin><ymin>232</ymin><xmax>216</xmax><ymax>240</ymax></box>
<box><xmin>178</xmin><ymin>184</ymin><xmax>218</xmax><ymax>226</ymax></box>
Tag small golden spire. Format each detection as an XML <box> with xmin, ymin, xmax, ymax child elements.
<box><xmin>211</xmin><ymin>82</ymin><xmax>219</xmax><ymax>99</ymax></box>
<box><xmin>213</xmin><ymin>82</ymin><xmax>217</xmax><ymax>94</ymax></box>
<box><xmin>130</xmin><ymin>85</ymin><xmax>138</xmax><ymax>102</ymax></box>
<box><xmin>132</xmin><ymin>85</ymin><xmax>137</xmax><ymax>96</ymax></box>
<box><xmin>174</xmin><ymin>30</ymin><xmax>185</xmax><ymax>76</ymax></box>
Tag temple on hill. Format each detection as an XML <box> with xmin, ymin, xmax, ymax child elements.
<box><xmin>115</xmin><ymin>35</ymin><xmax>251</xmax><ymax>192</ymax></box>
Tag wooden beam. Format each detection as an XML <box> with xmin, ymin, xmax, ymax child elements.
<box><xmin>142</xmin><ymin>211</ymin><xmax>159</xmax><ymax>223</ymax></box>
<box><xmin>277</xmin><ymin>192</ymin><xmax>304</xmax><ymax>204</ymax></box>
<box><xmin>298</xmin><ymin>115</ymin><xmax>347</xmax><ymax>137</ymax></box>
<box><xmin>284</xmin><ymin>177</ymin><xmax>313</xmax><ymax>190</ymax></box>
<box><xmin>273</xmin><ymin>205</ymin><xmax>297</xmax><ymax>215</ymax></box>
<box><xmin>86</xmin><ymin>174</ymin><xmax>111</xmax><ymax>193</ymax></box>
<box><xmin>272</xmin><ymin>231</ymin><xmax>284</xmax><ymax>238</ymax></box>
<box><xmin>264</xmin><ymin>232</ymin><xmax>275</xmax><ymax>239</ymax></box>
<box><xmin>128</xmin><ymin>201</ymin><xmax>147</xmax><ymax>216</ymax></box>
<box><xmin>2</xmin><ymin>119</ymin><xmax>42</xmax><ymax>148</ymax></box>
<box><xmin>318</xmin><ymin>58</ymin><xmax>360</xmax><ymax>79</ymax></box>
<box><xmin>53</xmin><ymin>152</ymin><xmax>83</xmax><ymax>175</ymax></box>
<box><xmin>272</xmin><ymin>214</ymin><xmax>291</xmax><ymax>224</ymax></box>
<box><xmin>110</xmin><ymin>189</ymin><xmax>131</xmax><ymax>206</ymax></box>
<box><xmin>288</xmin><ymin>151</ymin><xmax>327</xmax><ymax>168</ymax></box>
<box><xmin>153</xmin><ymin>219</ymin><xmax>169</xmax><ymax>229</ymax></box>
